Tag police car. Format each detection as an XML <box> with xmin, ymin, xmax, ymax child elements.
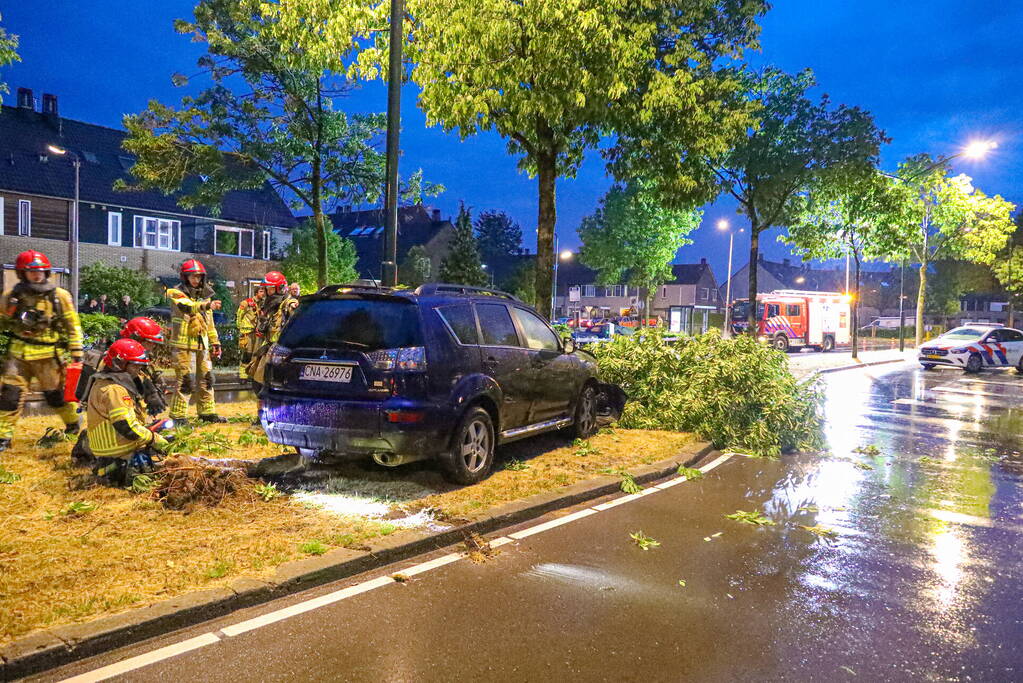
<box><xmin>918</xmin><ymin>324</ymin><xmax>1023</xmax><ymax>373</ymax></box>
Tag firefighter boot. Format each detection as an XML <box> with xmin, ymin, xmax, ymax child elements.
<box><xmin>199</xmin><ymin>413</ymin><xmax>227</xmax><ymax>424</ymax></box>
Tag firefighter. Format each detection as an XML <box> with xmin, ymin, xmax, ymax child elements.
<box><xmin>87</xmin><ymin>339</ymin><xmax>170</xmax><ymax>486</ymax></box>
<box><xmin>0</xmin><ymin>250</ymin><xmax>84</xmax><ymax>453</ymax></box>
<box><xmin>247</xmin><ymin>271</ymin><xmax>298</xmax><ymax>391</ymax></box>
<box><xmin>166</xmin><ymin>259</ymin><xmax>224</xmax><ymax>425</ymax></box>
<box><xmin>235</xmin><ymin>288</ymin><xmax>264</xmax><ymax>381</ymax></box>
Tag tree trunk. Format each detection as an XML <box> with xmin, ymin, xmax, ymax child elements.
<box><xmin>312</xmin><ymin>164</ymin><xmax>327</xmax><ymax>289</ymax></box>
<box><xmin>1009</xmin><ymin>299</ymin><xmax>1015</xmax><ymax>328</ymax></box>
<box><xmin>915</xmin><ymin>262</ymin><xmax>927</xmax><ymax>346</ymax></box>
<box><xmin>747</xmin><ymin>227</ymin><xmax>760</xmax><ymax>332</ymax></box>
<box><xmin>533</xmin><ymin>146</ymin><xmax>557</xmax><ymax>321</ymax></box>
<box><xmin>851</xmin><ymin>253</ymin><xmax>861</xmax><ymax>360</ymax></box>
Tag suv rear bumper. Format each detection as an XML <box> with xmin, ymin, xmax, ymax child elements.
<box><xmin>259</xmin><ymin>393</ymin><xmax>453</xmax><ymax>458</ymax></box>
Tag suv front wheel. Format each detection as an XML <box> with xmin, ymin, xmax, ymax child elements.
<box><xmin>440</xmin><ymin>406</ymin><xmax>496</xmax><ymax>485</ymax></box>
<box><xmin>570</xmin><ymin>384</ymin><xmax>598</xmax><ymax>440</ymax></box>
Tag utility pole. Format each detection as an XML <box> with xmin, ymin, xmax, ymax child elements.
<box><xmin>898</xmin><ymin>259</ymin><xmax>906</xmax><ymax>351</ymax></box>
<box><xmin>381</xmin><ymin>0</ymin><xmax>404</xmax><ymax>287</ymax></box>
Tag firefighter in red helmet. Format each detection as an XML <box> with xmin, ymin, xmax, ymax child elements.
<box><xmin>247</xmin><ymin>271</ymin><xmax>298</xmax><ymax>390</ymax></box>
<box><xmin>0</xmin><ymin>250</ymin><xmax>84</xmax><ymax>453</ymax></box>
<box><xmin>235</xmin><ymin>288</ymin><xmax>265</xmax><ymax>380</ymax></box>
<box><xmin>165</xmin><ymin>259</ymin><xmax>224</xmax><ymax>424</ymax></box>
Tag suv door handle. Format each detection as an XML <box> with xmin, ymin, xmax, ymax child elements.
<box><xmin>484</xmin><ymin>357</ymin><xmax>498</xmax><ymax>369</ymax></box>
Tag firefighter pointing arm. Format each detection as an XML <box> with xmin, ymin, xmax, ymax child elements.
<box><xmin>165</xmin><ymin>260</ymin><xmax>224</xmax><ymax>425</ymax></box>
<box><xmin>0</xmin><ymin>251</ymin><xmax>83</xmax><ymax>454</ymax></box>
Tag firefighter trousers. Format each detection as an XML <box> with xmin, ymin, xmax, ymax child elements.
<box><xmin>169</xmin><ymin>347</ymin><xmax>216</xmax><ymax>419</ymax></box>
<box><xmin>0</xmin><ymin>356</ymin><xmax>79</xmax><ymax>440</ymax></box>
<box><xmin>238</xmin><ymin>332</ymin><xmax>253</xmax><ymax>380</ymax></box>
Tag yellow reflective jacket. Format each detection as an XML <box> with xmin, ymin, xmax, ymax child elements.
<box><xmin>236</xmin><ymin>298</ymin><xmax>257</xmax><ymax>336</ymax></box>
<box><xmin>166</xmin><ymin>287</ymin><xmax>220</xmax><ymax>350</ymax></box>
<box><xmin>86</xmin><ymin>374</ymin><xmax>157</xmax><ymax>459</ymax></box>
<box><xmin>264</xmin><ymin>295</ymin><xmax>298</xmax><ymax>344</ymax></box>
<box><xmin>0</xmin><ymin>285</ymin><xmax>83</xmax><ymax>360</ymax></box>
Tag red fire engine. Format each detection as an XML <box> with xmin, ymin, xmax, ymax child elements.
<box><xmin>731</xmin><ymin>290</ymin><xmax>851</xmax><ymax>352</ymax></box>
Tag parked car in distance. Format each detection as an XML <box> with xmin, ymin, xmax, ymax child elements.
<box><xmin>260</xmin><ymin>283</ymin><xmax>623</xmax><ymax>484</ymax></box>
<box><xmin>918</xmin><ymin>324</ymin><xmax>1023</xmax><ymax>373</ymax></box>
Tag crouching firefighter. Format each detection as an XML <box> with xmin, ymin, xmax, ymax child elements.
<box><xmin>0</xmin><ymin>250</ymin><xmax>84</xmax><ymax>453</ymax></box>
<box><xmin>166</xmin><ymin>259</ymin><xmax>224</xmax><ymax>425</ymax></box>
<box><xmin>72</xmin><ymin>317</ymin><xmax>168</xmax><ymax>464</ymax></box>
<box><xmin>87</xmin><ymin>339</ymin><xmax>170</xmax><ymax>486</ymax></box>
<box><xmin>246</xmin><ymin>271</ymin><xmax>298</xmax><ymax>392</ymax></box>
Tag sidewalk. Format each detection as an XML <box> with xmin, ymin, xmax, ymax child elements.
<box><xmin>787</xmin><ymin>348</ymin><xmax>914</xmax><ymax>379</ymax></box>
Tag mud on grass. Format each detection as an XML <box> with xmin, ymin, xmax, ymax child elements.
<box><xmin>0</xmin><ymin>401</ymin><xmax>694</xmax><ymax>643</ymax></box>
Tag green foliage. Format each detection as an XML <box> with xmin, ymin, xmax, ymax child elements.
<box><xmin>210</xmin><ymin>278</ymin><xmax>235</xmax><ymax>322</ymax></box>
<box><xmin>0</xmin><ymin>12</ymin><xmax>20</xmax><ymax>103</ymax></box>
<box><xmin>503</xmin><ymin>459</ymin><xmax>530</xmax><ymax>472</ymax></box>
<box><xmin>79</xmin><ymin>314</ymin><xmax>122</xmax><ymax>347</ymax></box>
<box><xmin>799</xmin><ymin>524</ymin><xmax>838</xmax><ymax>541</ymax></box>
<box><xmin>475</xmin><ymin>211</ymin><xmax>523</xmax><ymax>262</ymax></box>
<box><xmin>61</xmin><ymin>501</ymin><xmax>98</xmax><ymax>517</ymax></box>
<box><xmin>589</xmin><ymin>329</ymin><xmax>824</xmax><ymax>456</ymax></box>
<box><xmin>0</xmin><ymin>466</ymin><xmax>21</xmax><ymax>484</ymax></box>
<box><xmin>852</xmin><ymin>445</ymin><xmax>880</xmax><ymax>456</ymax></box>
<box><xmin>299</xmin><ymin>540</ymin><xmax>328</xmax><ymax>556</ymax></box>
<box><xmin>572</xmin><ymin>439</ymin><xmax>600</xmax><ymax>457</ymax></box>
<box><xmin>677</xmin><ymin>466</ymin><xmax>703</xmax><ymax>480</ymax></box>
<box><xmin>712</xmin><ymin>68</ymin><xmax>888</xmax><ymax>320</ymax></box>
<box><xmin>439</xmin><ymin>204</ymin><xmax>488</xmax><ymax>287</ymax></box>
<box><xmin>927</xmin><ymin>260</ymin><xmax>999</xmax><ymax>316</ymax></box>
<box><xmin>280</xmin><ymin>219</ymin><xmax>359</xmax><ymax>292</ymax></box>
<box><xmin>502</xmin><ymin>260</ymin><xmax>537</xmax><ymax>308</ymax></box>
<box><xmin>80</xmin><ymin>263</ymin><xmax>161</xmax><ymax>312</ymax></box>
<box><xmin>205</xmin><ymin>561</ymin><xmax>232</xmax><ymax>579</ymax></box>
<box><xmin>629</xmin><ymin>531</ymin><xmax>660</xmax><ymax>551</ymax></box>
<box><xmin>237</xmin><ymin>432</ymin><xmax>269</xmax><ymax>447</ymax></box>
<box><xmin>130</xmin><ymin>475</ymin><xmax>157</xmax><ymax>494</ymax></box>
<box><xmin>620</xmin><ymin>472</ymin><xmax>643</xmax><ymax>494</ymax></box>
<box><xmin>255</xmin><ymin>482</ymin><xmax>281</xmax><ymax>502</ymax></box>
<box><xmin>399</xmin><ymin>245</ymin><xmax>433</xmax><ymax>288</ymax></box>
<box><xmin>724</xmin><ymin>510</ymin><xmax>775</xmax><ymax>526</ymax></box>
<box><xmin>579</xmin><ymin>181</ymin><xmax>702</xmax><ymax>309</ymax></box>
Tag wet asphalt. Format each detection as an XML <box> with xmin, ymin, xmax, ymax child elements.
<box><xmin>32</xmin><ymin>361</ymin><xmax>1023</xmax><ymax>682</ymax></box>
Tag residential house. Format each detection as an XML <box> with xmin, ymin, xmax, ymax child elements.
<box><xmin>0</xmin><ymin>89</ymin><xmax>297</xmax><ymax>298</ymax></box>
<box><xmin>651</xmin><ymin>259</ymin><xmax>721</xmax><ymax>334</ymax></box>
<box><xmin>329</xmin><ymin>204</ymin><xmax>455</xmax><ymax>282</ymax></box>
<box><xmin>553</xmin><ymin>261</ymin><xmax>643</xmax><ymax>320</ymax></box>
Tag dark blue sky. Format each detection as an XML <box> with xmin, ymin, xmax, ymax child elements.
<box><xmin>3</xmin><ymin>1</ymin><xmax>1019</xmax><ymax>281</ymax></box>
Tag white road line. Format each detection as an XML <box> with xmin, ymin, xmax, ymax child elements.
<box><xmin>932</xmin><ymin>385</ymin><xmax>1021</xmax><ymax>399</ymax></box>
<box><xmin>592</xmin><ymin>493</ymin><xmax>645</xmax><ymax>511</ymax></box>
<box><xmin>399</xmin><ymin>552</ymin><xmax>464</xmax><ymax>577</ymax></box>
<box><xmin>221</xmin><ymin>576</ymin><xmax>395</xmax><ymax>637</ymax></box>
<box><xmin>508</xmin><ymin>508</ymin><xmax>599</xmax><ymax>539</ymax></box>
<box><xmin>699</xmin><ymin>455</ymin><xmax>734</xmax><ymax>472</ymax></box>
<box><xmin>58</xmin><ymin>633</ymin><xmax>220</xmax><ymax>683</ymax></box>
<box><xmin>488</xmin><ymin>536</ymin><xmax>515</xmax><ymax>548</ymax></box>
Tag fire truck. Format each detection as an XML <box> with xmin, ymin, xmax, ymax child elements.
<box><xmin>731</xmin><ymin>290</ymin><xmax>851</xmax><ymax>352</ymax></box>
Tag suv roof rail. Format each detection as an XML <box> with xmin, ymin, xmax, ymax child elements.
<box><xmin>315</xmin><ymin>281</ymin><xmax>391</xmax><ymax>297</ymax></box>
<box><xmin>415</xmin><ymin>282</ymin><xmax>520</xmax><ymax>301</ymax></box>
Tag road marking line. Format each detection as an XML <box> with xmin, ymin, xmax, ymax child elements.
<box><xmin>221</xmin><ymin>576</ymin><xmax>395</xmax><ymax>637</ymax></box>
<box><xmin>57</xmin><ymin>633</ymin><xmax>220</xmax><ymax>683</ymax></box>
<box><xmin>399</xmin><ymin>552</ymin><xmax>464</xmax><ymax>577</ymax></box>
<box><xmin>488</xmin><ymin>536</ymin><xmax>515</xmax><ymax>548</ymax></box>
<box><xmin>508</xmin><ymin>509</ymin><xmax>598</xmax><ymax>539</ymax></box>
<box><xmin>592</xmin><ymin>493</ymin><xmax>645</xmax><ymax>511</ymax></box>
<box><xmin>654</xmin><ymin>477</ymin><xmax>687</xmax><ymax>489</ymax></box>
<box><xmin>700</xmin><ymin>455</ymin><xmax>733</xmax><ymax>472</ymax></box>
<box><xmin>924</xmin><ymin>508</ymin><xmax>993</xmax><ymax>528</ymax></box>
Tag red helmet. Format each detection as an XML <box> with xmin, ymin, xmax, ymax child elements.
<box><xmin>261</xmin><ymin>271</ymin><xmax>287</xmax><ymax>288</ymax></box>
<box><xmin>121</xmin><ymin>317</ymin><xmax>165</xmax><ymax>344</ymax></box>
<box><xmin>15</xmin><ymin>250</ymin><xmax>52</xmax><ymax>272</ymax></box>
<box><xmin>103</xmin><ymin>338</ymin><xmax>150</xmax><ymax>370</ymax></box>
<box><xmin>180</xmin><ymin>259</ymin><xmax>207</xmax><ymax>277</ymax></box>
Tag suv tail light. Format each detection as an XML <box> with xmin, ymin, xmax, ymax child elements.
<box><xmin>269</xmin><ymin>344</ymin><xmax>292</xmax><ymax>366</ymax></box>
<box><xmin>366</xmin><ymin>347</ymin><xmax>428</xmax><ymax>372</ymax></box>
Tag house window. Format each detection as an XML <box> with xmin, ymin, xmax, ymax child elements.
<box><xmin>698</xmin><ymin>287</ymin><xmax>709</xmax><ymax>300</ymax></box>
<box><xmin>18</xmin><ymin>200</ymin><xmax>31</xmax><ymax>236</ymax></box>
<box><xmin>214</xmin><ymin>225</ymin><xmax>255</xmax><ymax>258</ymax></box>
<box><xmin>133</xmin><ymin>215</ymin><xmax>181</xmax><ymax>251</ymax></box>
<box><xmin>107</xmin><ymin>212</ymin><xmax>122</xmax><ymax>246</ymax></box>
<box><xmin>583</xmin><ymin>285</ymin><xmax>596</xmax><ymax>298</ymax></box>
<box><xmin>609</xmin><ymin>285</ymin><xmax>624</xmax><ymax>297</ymax></box>
<box><xmin>262</xmin><ymin>230</ymin><xmax>271</xmax><ymax>260</ymax></box>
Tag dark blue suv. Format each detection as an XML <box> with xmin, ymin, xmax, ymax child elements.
<box><xmin>260</xmin><ymin>284</ymin><xmax>613</xmax><ymax>484</ymax></box>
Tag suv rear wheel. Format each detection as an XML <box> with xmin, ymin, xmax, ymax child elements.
<box><xmin>570</xmin><ymin>384</ymin><xmax>598</xmax><ymax>440</ymax></box>
<box><xmin>440</xmin><ymin>406</ymin><xmax>495</xmax><ymax>485</ymax></box>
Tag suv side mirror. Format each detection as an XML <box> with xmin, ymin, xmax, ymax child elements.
<box><xmin>563</xmin><ymin>337</ymin><xmax>576</xmax><ymax>354</ymax></box>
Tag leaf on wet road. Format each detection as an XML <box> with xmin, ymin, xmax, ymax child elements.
<box><xmin>677</xmin><ymin>466</ymin><xmax>703</xmax><ymax>480</ymax></box>
<box><xmin>799</xmin><ymin>524</ymin><xmax>838</xmax><ymax>541</ymax></box>
<box><xmin>630</xmin><ymin>531</ymin><xmax>660</xmax><ymax>550</ymax></box>
<box><xmin>852</xmin><ymin>445</ymin><xmax>881</xmax><ymax>456</ymax></box>
<box><xmin>798</xmin><ymin>505</ymin><xmax>819</xmax><ymax>513</ymax></box>
<box><xmin>725</xmin><ymin>510</ymin><xmax>776</xmax><ymax>526</ymax></box>
<box><xmin>853</xmin><ymin>461</ymin><xmax>874</xmax><ymax>470</ymax></box>
<box><xmin>918</xmin><ymin>456</ymin><xmax>937</xmax><ymax>464</ymax></box>
<box><xmin>840</xmin><ymin>665</ymin><xmax>856</xmax><ymax>676</ymax></box>
<box><xmin>678</xmin><ymin>579</ymin><xmax>686</xmax><ymax>587</ymax></box>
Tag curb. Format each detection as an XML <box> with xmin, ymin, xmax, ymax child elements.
<box><xmin>0</xmin><ymin>441</ymin><xmax>714</xmax><ymax>679</ymax></box>
<box><xmin>815</xmin><ymin>355</ymin><xmax>911</xmax><ymax>375</ymax></box>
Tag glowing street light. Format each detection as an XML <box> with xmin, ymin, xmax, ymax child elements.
<box><xmin>962</xmin><ymin>140</ymin><xmax>997</xmax><ymax>160</ymax></box>
<box><xmin>559</xmin><ymin>249</ymin><xmax>573</xmax><ymax>261</ymax></box>
<box><xmin>47</xmin><ymin>144</ymin><xmax>81</xmax><ymax>303</ymax></box>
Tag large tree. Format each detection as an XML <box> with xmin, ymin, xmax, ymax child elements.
<box><xmin>991</xmin><ymin>213</ymin><xmax>1023</xmax><ymax>326</ymax></box>
<box><xmin>897</xmin><ymin>156</ymin><xmax>1016</xmax><ymax>344</ymax></box>
<box><xmin>119</xmin><ymin>0</ymin><xmax>434</xmax><ymax>289</ymax></box>
<box><xmin>579</xmin><ymin>181</ymin><xmax>702</xmax><ymax>324</ymax></box>
<box><xmin>784</xmin><ymin>172</ymin><xmax>911</xmax><ymax>357</ymax></box>
<box><xmin>280</xmin><ymin>219</ymin><xmax>358</xmax><ymax>294</ymax></box>
<box><xmin>0</xmin><ymin>13</ymin><xmax>19</xmax><ymax>103</ymax></box>
<box><xmin>711</xmin><ymin>68</ymin><xmax>888</xmax><ymax>329</ymax></box>
<box><xmin>326</xmin><ymin>0</ymin><xmax>765</xmax><ymax>318</ymax></box>
<box><xmin>474</xmin><ymin>210</ymin><xmax>523</xmax><ymax>264</ymax></box>
<box><xmin>398</xmin><ymin>245</ymin><xmax>432</xmax><ymax>288</ymax></box>
<box><xmin>439</xmin><ymin>204</ymin><xmax>488</xmax><ymax>287</ymax></box>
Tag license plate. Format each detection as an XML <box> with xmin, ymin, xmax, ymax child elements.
<box><xmin>300</xmin><ymin>364</ymin><xmax>354</xmax><ymax>383</ymax></box>
<box><xmin>924</xmin><ymin>354</ymin><xmax>942</xmax><ymax>360</ymax></box>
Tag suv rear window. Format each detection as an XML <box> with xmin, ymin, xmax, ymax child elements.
<box><xmin>436</xmin><ymin>304</ymin><xmax>479</xmax><ymax>345</ymax></box>
<box><xmin>279</xmin><ymin>298</ymin><xmax>423</xmax><ymax>351</ymax></box>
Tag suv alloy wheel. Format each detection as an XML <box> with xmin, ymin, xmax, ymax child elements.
<box><xmin>440</xmin><ymin>406</ymin><xmax>496</xmax><ymax>485</ymax></box>
<box><xmin>570</xmin><ymin>384</ymin><xmax>598</xmax><ymax>439</ymax></box>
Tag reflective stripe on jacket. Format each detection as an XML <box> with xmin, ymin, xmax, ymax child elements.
<box><xmin>86</xmin><ymin>377</ymin><xmax>153</xmax><ymax>459</ymax></box>
<box><xmin>0</xmin><ymin>286</ymin><xmax>83</xmax><ymax>360</ymax></box>
<box><xmin>166</xmin><ymin>287</ymin><xmax>220</xmax><ymax>350</ymax></box>
<box><xmin>236</xmin><ymin>299</ymin><xmax>257</xmax><ymax>335</ymax></box>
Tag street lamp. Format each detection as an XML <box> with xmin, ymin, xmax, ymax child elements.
<box><xmin>47</xmin><ymin>144</ymin><xmax>80</xmax><ymax>304</ymax></box>
<box><xmin>718</xmin><ymin>219</ymin><xmax>742</xmax><ymax>337</ymax></box>
<box><xmin>551</xmin><ymin>237</ymin><xmax>573</xmax><ymax>319</ymax></box>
